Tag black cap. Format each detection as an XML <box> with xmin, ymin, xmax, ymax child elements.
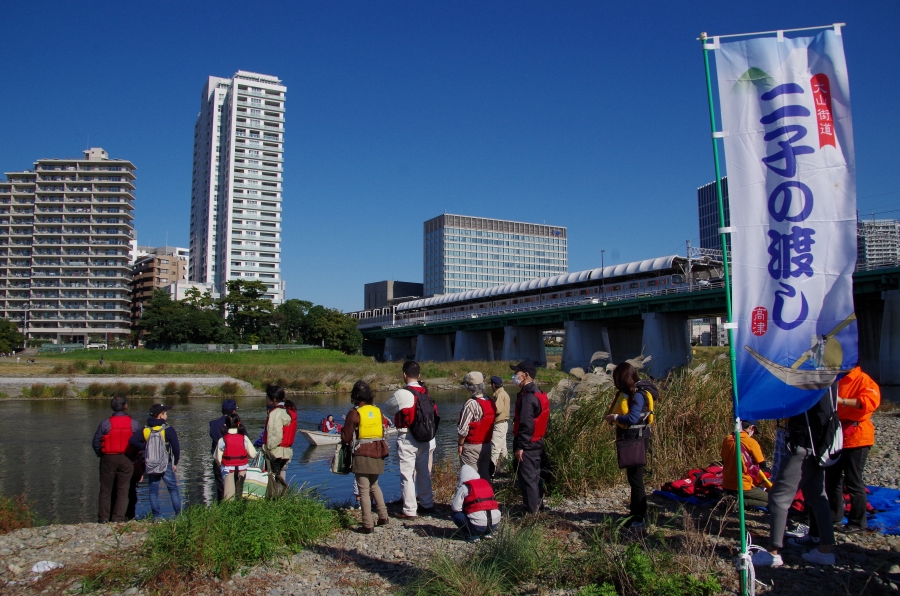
<box><xmin>222</xmin><ymin>399</ymin><xmax>238</xmax><ymax>412</ymax></box>
<box><xmin>510</xmin><ymin>360</ymin><xmax>537</xmax><ymax>379</ymax></box>
<box><xmin>149</xmin><ymin>403</ymin><xmax>173</xmax><ymax>417</ymax></box>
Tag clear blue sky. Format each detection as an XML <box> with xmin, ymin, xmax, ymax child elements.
<box><xmin>1</xmin><ymin>1</ymin><xmax>897</xmax><ymax>312</ymax></box>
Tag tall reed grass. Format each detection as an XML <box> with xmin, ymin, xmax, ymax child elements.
<box><xmin>0</xmin><ymin>494</ymin><xmax>41</xmax><ymax>534</ymax></box>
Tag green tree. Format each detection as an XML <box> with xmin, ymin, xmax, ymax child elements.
<box><xmin>220</xmin><ymin>280</ymin><xmax>275</xmax><ymax>342</ymax></box>
<box><xmin>301</xmin><ymin>305</ymin><xmax>362</xmax><ymax>354</ymax></box>
<box><xmin>137</xmin><ymin>290</ymin><xmax>232</xmax><ymax>344</ymax></box>
<box><xmin>0</xmin><ymin>318</ymin><xmax>25</xmax><ymax>353</ymax></box>
<box><xmin>272</xmin><ymin>299</ymin><xmax>313</xmax><ymax>343</ymax></box>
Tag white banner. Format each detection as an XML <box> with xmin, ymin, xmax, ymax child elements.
<box><xmin>713</xmin><ymin>26</ymin><xmax>858</xmax><ymax>419</ymax></box>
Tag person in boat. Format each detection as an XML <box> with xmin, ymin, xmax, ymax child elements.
<box><xmin>262</xmin><ymin>385</ymin><xmax>297</xmax><ymax>482</ymax></box>
<box><xmin>451</xmin><ymin>464</ymin><xmax>501</xmax><ymax>542</ymax></box>
<box><xmin>215</xmin><ymin>413</ymin><xmax>257</xmax><ymax>500</ymax></box>
<box><xmin>209</xmin><ymin>399</ymin><xmax>247</xmax><ymax>502</ymax></box>
<box><xmin>342</xmin><ymin>380</ymin><xmax>390</xmax><ymax>533</ymax></box>
<box><xmin>320</xmin><ymin>414</ymin><xmax>343</xmax><ymax>434</ymax></box>
<box><xmin>457</xmin><ymin>371</ymin><xmax>496</xmax><ymax>481</ymax></box>
<box><xmin>511</xmin><ymin>359</ymin><xmax>550</xmax><ymax>514</ymax></box>
<box><xmin>721</xmin><ymin>420</ymin><xmax>769</xmax><ymax>509</ymax></box>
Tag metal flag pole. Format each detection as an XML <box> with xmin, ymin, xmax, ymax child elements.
<box><xmin>700</xmin><ymin>31</ymin><xmax>748</xmax><ymax>596</ymax></box>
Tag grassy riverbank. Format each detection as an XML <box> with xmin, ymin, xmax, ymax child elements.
<box><xmin>28</xmin><ymin>347</ymin><xmax>570</xmax><ymax>393</ymax></box>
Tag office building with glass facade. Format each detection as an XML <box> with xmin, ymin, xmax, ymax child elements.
<box><xmin>423</xmin><ymin>214</ymin><xmax>567</xmax><ymax>296</ymax></box>
<box><xmin>698</xmin><ymin>177</ymin><xmax>730</xmax><ymax>252</ymax></box>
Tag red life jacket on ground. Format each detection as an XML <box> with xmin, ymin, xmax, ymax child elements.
<box><xmin>222</xmin><ymin>433</ymin><xmax>249</xmax><ymax>467</ymax></box>
<box><xmin>465</xmin><ymin>397</ymin><xmax>497</xmax><ymax>444</ymax></box>
<box><xmin>395</xmin><ymin>384</ymin><xmax>427</xmax><ymax>429</ymax></box>
<box><xmin>101</xmin><ymin>415</ymin><xmax>133</xmax><ymax>455</ymax></box>
<box><xmin>463</xmin><ymin>479</ymin><xmax>500</xmax><ymax>514</ymax></box>
<box><xmin>263</xmin><ymin>405</ymin><xmax>298</xmax><ymax>448</ymax></box>
<box><xmin>513</xmin><ymin>389</ymin><xmax>550</xmax><ymax>442</ymax></box>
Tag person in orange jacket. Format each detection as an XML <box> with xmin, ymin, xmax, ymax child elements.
<box><xmin>811</xmin><ymin>366</ymin><xmax>880</xmax><ymax>536</ymax></box>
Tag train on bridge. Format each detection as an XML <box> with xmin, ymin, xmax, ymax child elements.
<box><xmin>352</xmin><ymin>255</ymin><xmax>724</xmax><ymax>330</ymax></box>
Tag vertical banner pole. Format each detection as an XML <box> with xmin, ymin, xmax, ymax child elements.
<box><xmin>700</xmin><ymin>32</ymin><xmax>748</xmax><ymax>596</ymax></box>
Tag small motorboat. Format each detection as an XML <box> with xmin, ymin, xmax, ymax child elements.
<box><xmin>299</xmin><ymin>427</ymin><xmax>398</xmax><ymax>447</ymax></box>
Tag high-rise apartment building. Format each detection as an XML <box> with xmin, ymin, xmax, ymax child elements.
<box><xmin>189</xmin><ymin>71</ymin><xmax>286</xmax><ymax>303</ymax></box>
<box><xmin>0</xmin><ymin>148</ymin><xmax>135</xmax><ymax>344</ymax></box>
<box><xmin>424</xmin><ymin>214</ymin><xmax>567</xmax><ymax>296</ymax></box>
<box><xmin>858</xmin><ymin>219</ymin><xmax>900</xmax><ymax>269</ymax></box>
<box><xmin>698</xmin><ymin>177</ymin><xmax>730</xmax><ymax>252</ymax></box>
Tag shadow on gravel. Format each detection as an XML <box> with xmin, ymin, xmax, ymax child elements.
<box><xmin>307</xmin><ymin>543</ymin><xmax>418</xmax><ymax>585</ymax></box>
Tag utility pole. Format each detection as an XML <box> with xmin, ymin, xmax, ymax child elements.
<box><xmin>601</xmin><ymin>249</ymin><xmax>605</xmax><ymax>302</ymax></box>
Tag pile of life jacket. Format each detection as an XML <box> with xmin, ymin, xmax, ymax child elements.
<box><xmin>660</xmin><ymin>464</ymin><xmax>725</xmax><ymax>500</ymax></box>
<box><xmin>787</xmin><ymin>486</ymin><xmax>875</xmax><ymax>515</ymax></box>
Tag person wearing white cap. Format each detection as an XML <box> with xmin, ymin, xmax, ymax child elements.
<box><xmin>457</xmin><ymin>372</ymin><xmax>496</xmax><ymax>481</ymax></box>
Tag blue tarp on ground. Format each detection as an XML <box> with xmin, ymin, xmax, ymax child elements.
<box><xmin>652</xmin><ymin>490</ymin><xmax>720</xmax><ymax>507</ymax></box>
<box><xmin>866</xmin><ymin>485</ymin><xmax>900</xmax><ymax>535</ymax></box>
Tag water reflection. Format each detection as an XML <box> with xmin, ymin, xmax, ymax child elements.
<box><xmin>0</xmin><ymin>390</ymin><xmax>475</xmax><ymax>524</ymax></box>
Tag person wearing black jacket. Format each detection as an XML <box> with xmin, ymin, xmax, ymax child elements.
<box><xmin>208</xmin><ymin>399</ymin><xmax>247</xmax><ymax>502</ymax></box>
<box><xmin>752</xmin><ymin>391</ymin><xmax>837</xmax><ymax>567</ymax></box>
<box><xmin>511</xmin><ymin>360</ymin><xmax>546</xmax><ymax>514</ymax></box>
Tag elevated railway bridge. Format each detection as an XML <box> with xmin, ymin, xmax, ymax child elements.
<box><xmin>354</xmin><ymin>255</ymin><xmax>900</xmax><ymax>382</ymax></box>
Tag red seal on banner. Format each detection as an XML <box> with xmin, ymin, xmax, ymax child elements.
<box><xmin>751</xmin><ymin>307</ymin><xmax>768</xmax><ymax>336</ymax></box>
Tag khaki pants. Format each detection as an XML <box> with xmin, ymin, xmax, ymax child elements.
<box><xmin>460</xmin><ymin>442</ymin><xmax>492</xmax><ymax>480</ymax></box>
<box><xmin>355</xmin><ymin>473</ymin><xmax>388</xmax><ymax>529</ymax></box>
<box><xmin>223</xmin><ymin>469</ymin><xmax>246</xmax><ymax>501</ymax></box>
<box><xmin>490</xmin><ymin>421</ymin><xmax>509</xmax><ymax>465</ymax></box>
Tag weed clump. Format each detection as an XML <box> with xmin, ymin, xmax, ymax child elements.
<box><xmin>219</xmin><ymin>381</ymin><xmax>241</xmax><ymax>396</ymax></box>
<box><xmin>0</xmin><ymin>495</ymin><xmax>40</xmax><ymax>534</ymax></box>
<box><xmin>162</xmin><ymin>381</ymin><xmax>179</xmax><ymax>396</ymax></box>
<box><xmin>177</xmin><ymin>382</ymin><xmax>193</xmax><ymax>398</ymax></box>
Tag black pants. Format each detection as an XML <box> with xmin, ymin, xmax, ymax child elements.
<box><xmin>213</xmin><ymin>460</ymin><xmax>225</xmax><ymax>502</ymax></box>
<box><xmin>626</xmin><ymin>465</ymin><xmax>647</xmax><ymax>520</ymax></box>
<box><xmin>515</xmin><ymin>448</ymin><xmax>544</xmax><ymax>513</ymax></box>
<box><xmin>810</xmin><ymin>446</ymin><xmax>869</xmax><ymax>536</ymax></box>
<box><xmin>110</xmin><ymin>459</ymin><xmax>143</xmax><ymax>520</ymax></box>
<box><xmin>98</xmin><ymin>454</ymin><xmax>133</xmax><ymax>523</ymax></box>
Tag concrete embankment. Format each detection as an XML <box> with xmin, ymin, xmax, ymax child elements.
<box><xmin>0</xmin><ymin>375</ymin><xmax>262</xmax><ymax>398</ymax></box>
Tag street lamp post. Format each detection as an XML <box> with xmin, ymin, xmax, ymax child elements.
<box><xmin>601</xmin><ymin>250</ymin><xmax>605</xmax><ymax>302</ymax></box>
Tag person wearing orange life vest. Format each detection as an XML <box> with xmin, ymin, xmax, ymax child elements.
<box><xmin>451</xmin><ymin>465</ymin><xmax>501</xmax><ymax>541</ymax></box>
<box><xmin>91</xmin><ymin>396</ymin><xmax>141</xmax><ymax>523</ymax></box>
<box><xmin>720</xmin><ymin>420</ymin><xmax>769</xmax><ymax>509</ymax></box>
<box><xmin>511</xmin><ymin>359</ymin><xmax>550</xmax><ymax>514</ymax></box>
<box><xmin>215</xmin><ymin>413</ymin><xmax>258</xmax><ymax>500</ymax></box>
<box><xmin>457</xmin><ymin>371</ymin><xmax>497</xmax><ymax>481</ymax></box>
<box><xmin>262</xmin><ymin>385</ymin><xmax>297</xmax><ymax>482</ymax></box>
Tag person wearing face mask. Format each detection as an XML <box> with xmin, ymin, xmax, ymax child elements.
<box><xmin>510</xmin><ymin>359</ymin><xmax>550</xmax><ymax>514</ymax></box>
<box><xmin>721</xmin><ymin>420</ymin><xmax>769</xmax><ymax>509</ymax></box>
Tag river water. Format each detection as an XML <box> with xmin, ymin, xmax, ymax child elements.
<box><xmin>0</xmin><ymin>390</ymin><xmax>483</xmax><ymax>524</ymax></box>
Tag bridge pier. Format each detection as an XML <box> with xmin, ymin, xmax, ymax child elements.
<box><xmin>383</xmin><ymin>337</ymin><xmax>415</xmax><ymax>362</ymax></box>
<box><xmin>454</xmin><ymin>330</ymin><xmax>495</xmax><ymax>362</ymax></box>
<box><xmin>416</xmin><ymin>334</ymin><xmax>453</xmax><ymax>362</ymax></box>
<box><xmin>641</xmin><ymin>312</ymin><xmax>691</xmax><ymax>378</ymax></box>
<box><xmin>501</xmin><ymin>326</ymin><xmax>547</xmax><ymax>366</ymax></box>
<box><xmin>561</xmin><ymin>321</ymin><xmax>611</xmax><ymax>374</ymax></box>
<box><xmin>879</xmin><ymin>290</ymin><xmax>900</xmax><ymax>385</ymax></box>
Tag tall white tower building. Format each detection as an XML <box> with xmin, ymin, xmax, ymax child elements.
<box><xmin>189</xmin><ymin>71</ymin><xmax>286</xmax><ymax>303</ymax></box>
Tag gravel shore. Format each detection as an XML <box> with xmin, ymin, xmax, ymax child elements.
<box><xmin>4</xmin><ymin>413</ymin><xmax>900</xmax><ymax>595</ymax></box>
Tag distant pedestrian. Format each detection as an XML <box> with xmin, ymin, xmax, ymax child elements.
<box><xmin>457</xmin><ymin>371</ymin><xmax>496</xmax><ymax>480</ymax></box>
<box><xmin>262</xmin><ymin>385</ymin><xmax>297</xmax><ymax>482</ymax></box>
<box><xmin>383</xmin><ymin>360</ymin><xmax>437</xmax><ymax>519</ymax></box>
<box><xmin>489</xmin><ymin>376</ymin><xmax>510</xmax><ymax>473</ymax></box>
<box><xmin>99</xmin><ymin>356</ymin><xmax>104</xmax><ymax>366</ymax></box>
<box><xmin>451</xmin><ymin>464</ymin><xmax>500</xmax><ymax>541</ymax></box>
<box><xmin>342</xmin><ymin>381</ymin><xmax>390</xmax><ymax>533</ymax></box>
<box><xmin>130</xmin><ymin>403</ymin><xmax>183</xmax><ymax>518</ymax></box>
<box><xmin>215</xmin><ymin>413</ymin><xmax>257</xmax><ymax>500</ymax></box>
<box><xmin>208</xmin><ymin>399</ymin><xmax>247</xmax><ymax>502</ymax></box>
<box><xmin>511</xmin><ymin>359</ymin><xmax>550</xmax><ymax>514</ymax></box>
<box><xmin>91</xmin><ymin>396</ymin><xmax>141</xmax><ymax>523</ymax></box>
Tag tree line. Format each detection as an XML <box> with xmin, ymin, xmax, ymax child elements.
<box><xmin>136</xmin><ymin>280</ymin><xmax>362</xmax><ymax>353</ymax></box>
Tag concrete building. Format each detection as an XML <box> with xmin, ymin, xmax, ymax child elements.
<box><xmin>134</xmin><ymin>244</ymin><xmax>188</xmax><ymax>264</ymax></box>
<box><xmin>858</xmin><ymin>219</ymin><xmax>900</xmax><ymax>270</ymax></box>
<box><xmin>698</xmin><ymin>177</ymin><xmax>730</xmax><ymax>252</ymax></box>
<box><xmin>424</xmin><ymin>214</ymin><xmax>567</xmax><ymax>296</ymax></box>
<box><xmin>364</xmin><ymin>280</ymin><xmax>424</xmax><ymax>310</ymax></box>
<box><xmin>0</xmin><ymin>148</ymin><xmax>135</xmax><ymax>344</ymax></box>
<box><xmin>130</xmin><ymin>247</ymin><xmax>188</xmax><ymax>326</ymax></box>
<box><xmin>164</xmin><ymin>280</ymin><xmax>219</xmax><ymax>302</ymax></box>
<box><xmin>189</xmin><ymin>71</ymin><xmax>286</xmax><ymax>303</ymax></box>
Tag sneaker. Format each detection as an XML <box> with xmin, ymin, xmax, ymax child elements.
<box><xmin>751</xmin><ymin>550</ymin><xmax>784</xmax><ymax>567</ymax></box>
<box><xmin>468</xmin><ymin>535</ymin><xmax>481</xmax><ymax>543</ymax></box>
<box><xmin>801</xmin><ymin>548</ymin><xmax>835</xmax><ymax>566</ymax></box>
<box><xmin>788</xmin><ymin>534</ymin><xmax>820</xmax><ymax>548</ymax></box>
<box><xmin>784</xmin><ymin>523</ymin><xmax>810</xmax><ymax>538</ymax></box>
<box><xmin>623</xmin><ymin>517</ymin><xmax>645</xmax><ymax>530</ymax></box>
<box><xmin>839</xmin><ymin>524</ymin><xmax>866</xmax><ymax>534</ymax></box>
<box><xmin>483</xmin><ymin>533</ymin><xmax>494</xmax><ymax>540</ymax></box>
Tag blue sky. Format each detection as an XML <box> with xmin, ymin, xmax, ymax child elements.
<box><xmin>1</xmin><ymin>1</ymin><xmax>897</xmax><ymax>312</ymax></box>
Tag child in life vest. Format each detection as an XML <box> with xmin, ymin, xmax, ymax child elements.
<box><xmin>215</xmin><ymin>413</ymin><xmax>258</xmax><ymax>500</ymax></box>
<box><xmin>321</xmin><ymin>415</ymin><xmax>342</xmax><ymax>434</ymax></box>
<box><xmin>451</xmin><ymin>464</ymin><xmax>501</xmax><ymax>542</ymax></box>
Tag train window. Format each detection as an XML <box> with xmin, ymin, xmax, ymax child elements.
<box><xmin>551</xmin><ymin>293</ymin><xmax>559</xmax><ymax>299</ymax></box>
<box><xmin>579</xmin><ymin>289</ymin><xmax>589</xmax><ymax>296</ymax></box>
<box><xmin>646</xmin><ymin>280</ymin><xmax>657</xmax><ymax>287</ymax></box>
<box><xmin>512</xmin><ymin>299</ymin><xmax>519</xmax><ymax>304</ymax></box>
<box><xmin>672</xmin><ymin>275</ymin><xmax>684</xmax><ymax>284</ymax></box>
<box><xmin>629</xmin><ymin>283</ymin><xmax>639</xmax><ymax>289</ymax></box>
<box><xmin>565</xmin><ymin>291</ymin><xmax>574</xmax><ymax>297</ymax></box>
<box><xmin>661</xmin><ymin>278</ymin><xmax>667</xmax><ymax>285</ymax></box>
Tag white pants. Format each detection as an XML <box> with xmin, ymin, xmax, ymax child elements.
<box><xmin>397</xmin><ymin>432</ymin><xmax>433</xmax><ymax>516</ymax></box>
<box><xmin>491</xmin><ymin>421</ymin><xmax>509</xmax><ymax>465</ymax></box>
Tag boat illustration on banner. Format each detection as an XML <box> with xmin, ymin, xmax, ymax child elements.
<box><xmin>744</xmin><ymin>313</ymin><xmax>856</xmax><ymax>390</ymax></box>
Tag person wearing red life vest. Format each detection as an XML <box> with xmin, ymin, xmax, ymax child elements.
<box><xmin>511</xmin><ymin>359</ymin><xmax>550</xmax><ymax>514</ymax></box>
<box><xmin>215</xmin><ymin>413</ymin><xmax>258</xmax><ymax>500</ymax></box>
<box><xmin>451</xmin><ymin>464</ymin><xmax>501</xmax><ymax>541</ymax></box>
<box><xmin>262</xmin><ymin>385</ymin><xmax>297</xmax><ymax>482</ymax></box>
<box><xmin>457</xmin><ymin>371</ymin><xmax>496</xmax><ymax>481</ymax></box>
<box><xmin>382</xmin><ymin>360</ymin><xmax>436</xmax><ymax>519</ymax></box>
<box><xmin>91</xmin><ymin>396</ymin><xmax>141</xmax><ymax>523</ymax></box>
